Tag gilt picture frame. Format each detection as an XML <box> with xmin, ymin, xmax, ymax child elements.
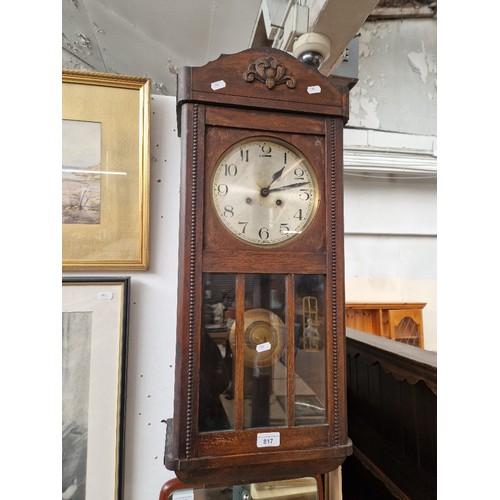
<box><xmin>62</xmin><ymin>70</ymin><xmax>150</xmax><ymax>270</ymax></box>
<box><xmin>62</xmin><ymin>277</ymin><xmax>130</xmax><ymax>500</ymax></box>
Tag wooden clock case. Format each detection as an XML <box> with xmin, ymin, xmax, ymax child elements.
<box><xmin>164</xmin><ymin>47</ymin><xmax>355</xmax><ymax>487</ymax></box>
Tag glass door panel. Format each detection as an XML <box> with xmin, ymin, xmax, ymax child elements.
<box><xmin>294</xmin><ymin>275</ymin><xmax>327</xmax><ymax>425</ymax></box>
<box><xmin>199</xmin><ymin>273</ymin><xmax>235</xmax><ymax>432</ymax></box>
<box><xmin>239</xmin><ymin>274</ymin><xmax>288</xmax><ymax>429</ymax></box>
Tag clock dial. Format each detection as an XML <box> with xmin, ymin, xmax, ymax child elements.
<box><xmin>211</xmin><ymin>138</ymin><xmax>319</xmax><ymax>246</ymax></box>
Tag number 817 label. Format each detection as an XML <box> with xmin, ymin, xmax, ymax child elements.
<box><xmin>256</xmin><ymin>432</ymin><xmax>281</xmax><ymax>448</ymax></box>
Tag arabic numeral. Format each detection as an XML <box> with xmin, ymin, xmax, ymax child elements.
<box><xmin>294</xmin><ymin>209</ymin><xmax>303</xmax><ymax>220</ymax></box>
<box><xmin>224</xmin><ymin>163</ymin><xmax>238</xmax><ymax>176</ymax></box>
<box><xmin>223</xmin><ymin>206</ymin><xmax>234</xmax><ymax>218</ymax></box>
<box><xmin>299</xmin><ymin>188</ymin><xmax>310</xmax><ymax>201</ymax></box>
<box><xmin>240</xmin><ymin>149</ymin><xmax>249</xmax><ymax>162</ymax></box>
<box><xmin>259</xmin><ymin>227</ymin><xmax>270</xmax><ymax>240</ymax></box>
<box><xmin>279</xmin><ymin>223</ymin><xmax>289</xmax><ymax>235</ymax></box>
<box><xmin>294</xmin><ymin>167</ymin><xmax>305</xmax><ymax>180</ymax></box>
<box><xmin>238</xmin><ymin>221</ymin><xmax>248</xmax><ymax>234</ymax></box>
<box><xmin>217</xmin><ymin>184</ymin><xmax>228</xmax><ymax>196</ymax></box>
<box><xmin>259</xmin><ymin>144</ymin><xmax>272</xmax><ymax>157</ymax></box>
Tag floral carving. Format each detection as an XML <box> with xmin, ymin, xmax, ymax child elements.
<box><xmin>243</xmin><ymin>56</ymin><xmax>296</xmax><ymax>89</ymax></box>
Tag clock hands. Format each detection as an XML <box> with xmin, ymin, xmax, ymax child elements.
<box><xmin>260</xmin><ymin>166</ymin><xmax>285</xmax><ymax>197</ymax></box>
<box><xmin>266</xmin><ymin>181</ymin><xmax>311</xmax><ymax>194</ymax></box>
<box><xmin>260</xmin><ymin>165</ymin><xmax>310</xmax><ymax>197</ymax></box>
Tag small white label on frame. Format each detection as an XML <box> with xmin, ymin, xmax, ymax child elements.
<box><xmin>307</xmin><ymin>85</ymin><xmax>322</xmax><ymax>94</ymax></box>
<box><xmin>172</xmin><ymin>490</ymin><xmax>194</xmax><ymax>500</ymax></box>
<box><xmin>211</xmin><ymin>80</ymin><xmax>226</xmax><ymax>91</ymax></box>
<box><xmin>256</xmin><ymin>432</ymin><xmax>281</xmax><ymax>448</ymax></box>
<box><xmin>98</xmin><ymin>292</ymin><xmax>114</xmax><ymax>300</ymax></box>
<box><xmin>256</xmin><ymin>341</ymin><xmax>271</xmax><ymax>353</ymax></box>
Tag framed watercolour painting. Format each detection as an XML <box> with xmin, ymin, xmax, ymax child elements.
<box><xmin>62</xmin><ymin>277</ymin><xmax>130</xmax><ymax>500</ymax></box>
<box><xmin>62</xmin><ymin>70</ymin><xmax>150</xmax><ymax>270</ymax></box>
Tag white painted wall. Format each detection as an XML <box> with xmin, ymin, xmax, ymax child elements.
<box><xmin>343</xmin><ymin>173</ymin><xmax>437</xmax><ymax>350</ymax></box>
<box><xmin>342</xmin><ymin>129</ymin><xmax>437</xmax><ymax>350</ymax></box>
<box><xmin>64</xmin><ymin>95</ymin><xmax>180</xmax><ymax>499</ymax></box>
<box><xmin>343</xmin><ymin>17</ymin><xmax>437</xmax><ymax>350</ymax></box>
<box><xmin>349</xmin><ymin>18</ymin><xmax>437</xmax><ymax>136</ymax></box>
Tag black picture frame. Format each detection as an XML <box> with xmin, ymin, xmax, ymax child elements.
<box><xmin>62</xmin><ymin>277</ymin><xmax>130</xmax><ymax>499</ymax></box>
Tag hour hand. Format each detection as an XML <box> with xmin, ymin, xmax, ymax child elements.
<box><xmin>266</xmin><ymin>166</ymin><xmax>285</xmax><ymax>189</ymax></box>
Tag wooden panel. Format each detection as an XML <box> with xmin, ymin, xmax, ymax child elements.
<box><xmin>345</xmin><ymin>308</ymin><xmax>380</xmax><ymax>335</ymax></box>
<box><xmin>367</xmin><ymin>363</ymin><xmax>382</xmax><ymax>428</ymax></box>
<box><xmin>202</xmin><ymin>250</ymin><xmax>326</xmax><ymax>274</ymax></box>
<box><xmin>416</xmin><ymin>385</ymin><xmax>437</xmax><ymax>473</ymax></box>
<box><xmin>177</xmin><ymin>48</ymin><xmax>352</xmax><ymax>119</ymax></box>
<box><xmin>205</xmin><ymin>106</ymin><xmax>326</xmax><ymax>135</ymax></box>
<box><xmin>400</xmin><ymin>381</ymin><xmax>419</xmax><ymax>462</ymax></box>
<box><xmin>197</xmin><ymin>425</ymin><xmax>329</xmax><ymax>456</ymax></box>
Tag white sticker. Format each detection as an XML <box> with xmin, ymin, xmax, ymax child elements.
<box><xmin>211</xmin><ymin>80</ymin><xmax>226</xmax><ymax>91</ymax></box>
<box><xmin>307</xmin><ymin>85</ymin><xmax>322</xmax><ymax>94</ymax></box>
<box><xmin>172</xmin><ymin>491</ymin><xmax>194</xmax><ymax>500</ymax></box>
<box><xmin>256</xmin><ymin>341</ymin><xmax>271</xmax><ymax>353</ymax></box>
<box><xmin>98</xmin><ymin>292</ymin><xmax>114</xmax><ymax>300</ymax></box>
<box><xmin>257</xmin><ymin>432</ymin><xmax>281</xmax><ymax>448</ymax></box>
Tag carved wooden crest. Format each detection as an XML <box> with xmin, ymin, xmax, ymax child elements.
<box><xmin>243</xmin><ymin>56</ymin><xmax>296</xmax><ymax>89</ymax></box>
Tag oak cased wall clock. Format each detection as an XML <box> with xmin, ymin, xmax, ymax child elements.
<box><xmin>164</xmin><ymin>47</ymin><xmax>354</xmax><ymax>487</ymax></box>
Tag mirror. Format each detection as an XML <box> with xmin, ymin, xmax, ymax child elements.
<box><xmin>162</xmin><ymin>476</ymin><xmax>322</xmax><ymax>500</ymax></box>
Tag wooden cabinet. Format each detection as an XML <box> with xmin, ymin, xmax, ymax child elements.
<box><xmin>345</xmin><ymin>303</ymin><xmax>425</xmax><ymax>347</ymax></box>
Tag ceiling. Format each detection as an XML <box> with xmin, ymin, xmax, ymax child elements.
<box><xmin>63</xmin><ymin>0</ymin><xmax>263</xmax><ymax>95</ymax></box>
<box><xmin>62</xmin><ymin>0</ymin><xmax>435</xmax><ymax>96</ymax></box>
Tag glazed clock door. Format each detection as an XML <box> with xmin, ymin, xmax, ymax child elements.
<box><xmin>199</xmin><ymin>272</ymin><xmax>329</xmax><ymax>433</ymax></box>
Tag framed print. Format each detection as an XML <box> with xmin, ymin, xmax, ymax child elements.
<box><xmin>62</xmin><ymin>70</ymin><xmax>150</xmax><ymax>270</ymax></box>
<box><xmin>62</xmin><ymin>277</ymin><xmax>130</xmax><ymax>500</ymax></box>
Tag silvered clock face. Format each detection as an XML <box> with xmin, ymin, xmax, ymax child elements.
<box><xmin>211</xmin><ymin>137</ymin><xmax>319</xmax><ymax>246</ymax></box>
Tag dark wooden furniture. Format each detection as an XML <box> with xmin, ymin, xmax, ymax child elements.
<box><xmin>345</xmin><ymin>328</ymin><xmax>437</xmax><ymax>499</ymax></box>
<box><xmin>164</xmin><ymin>47</ymin><xmax>354</xmax><ymax>487</ymax></box>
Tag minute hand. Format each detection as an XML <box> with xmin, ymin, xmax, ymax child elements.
<box><xmin>267</xmin><ymin>181</ymin><xmax>310</xmax><ymax>193</ymax></box>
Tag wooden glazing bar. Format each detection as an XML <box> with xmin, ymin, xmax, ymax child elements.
<box><xmin>234</xmin><ymin>274</ymin><xmax>246</xmax><ymax>430</ymax></box>
<box><xmin>286</xmin><ymin>274</ymin><xmax>296</xmax><ymax>427</ymax></box>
